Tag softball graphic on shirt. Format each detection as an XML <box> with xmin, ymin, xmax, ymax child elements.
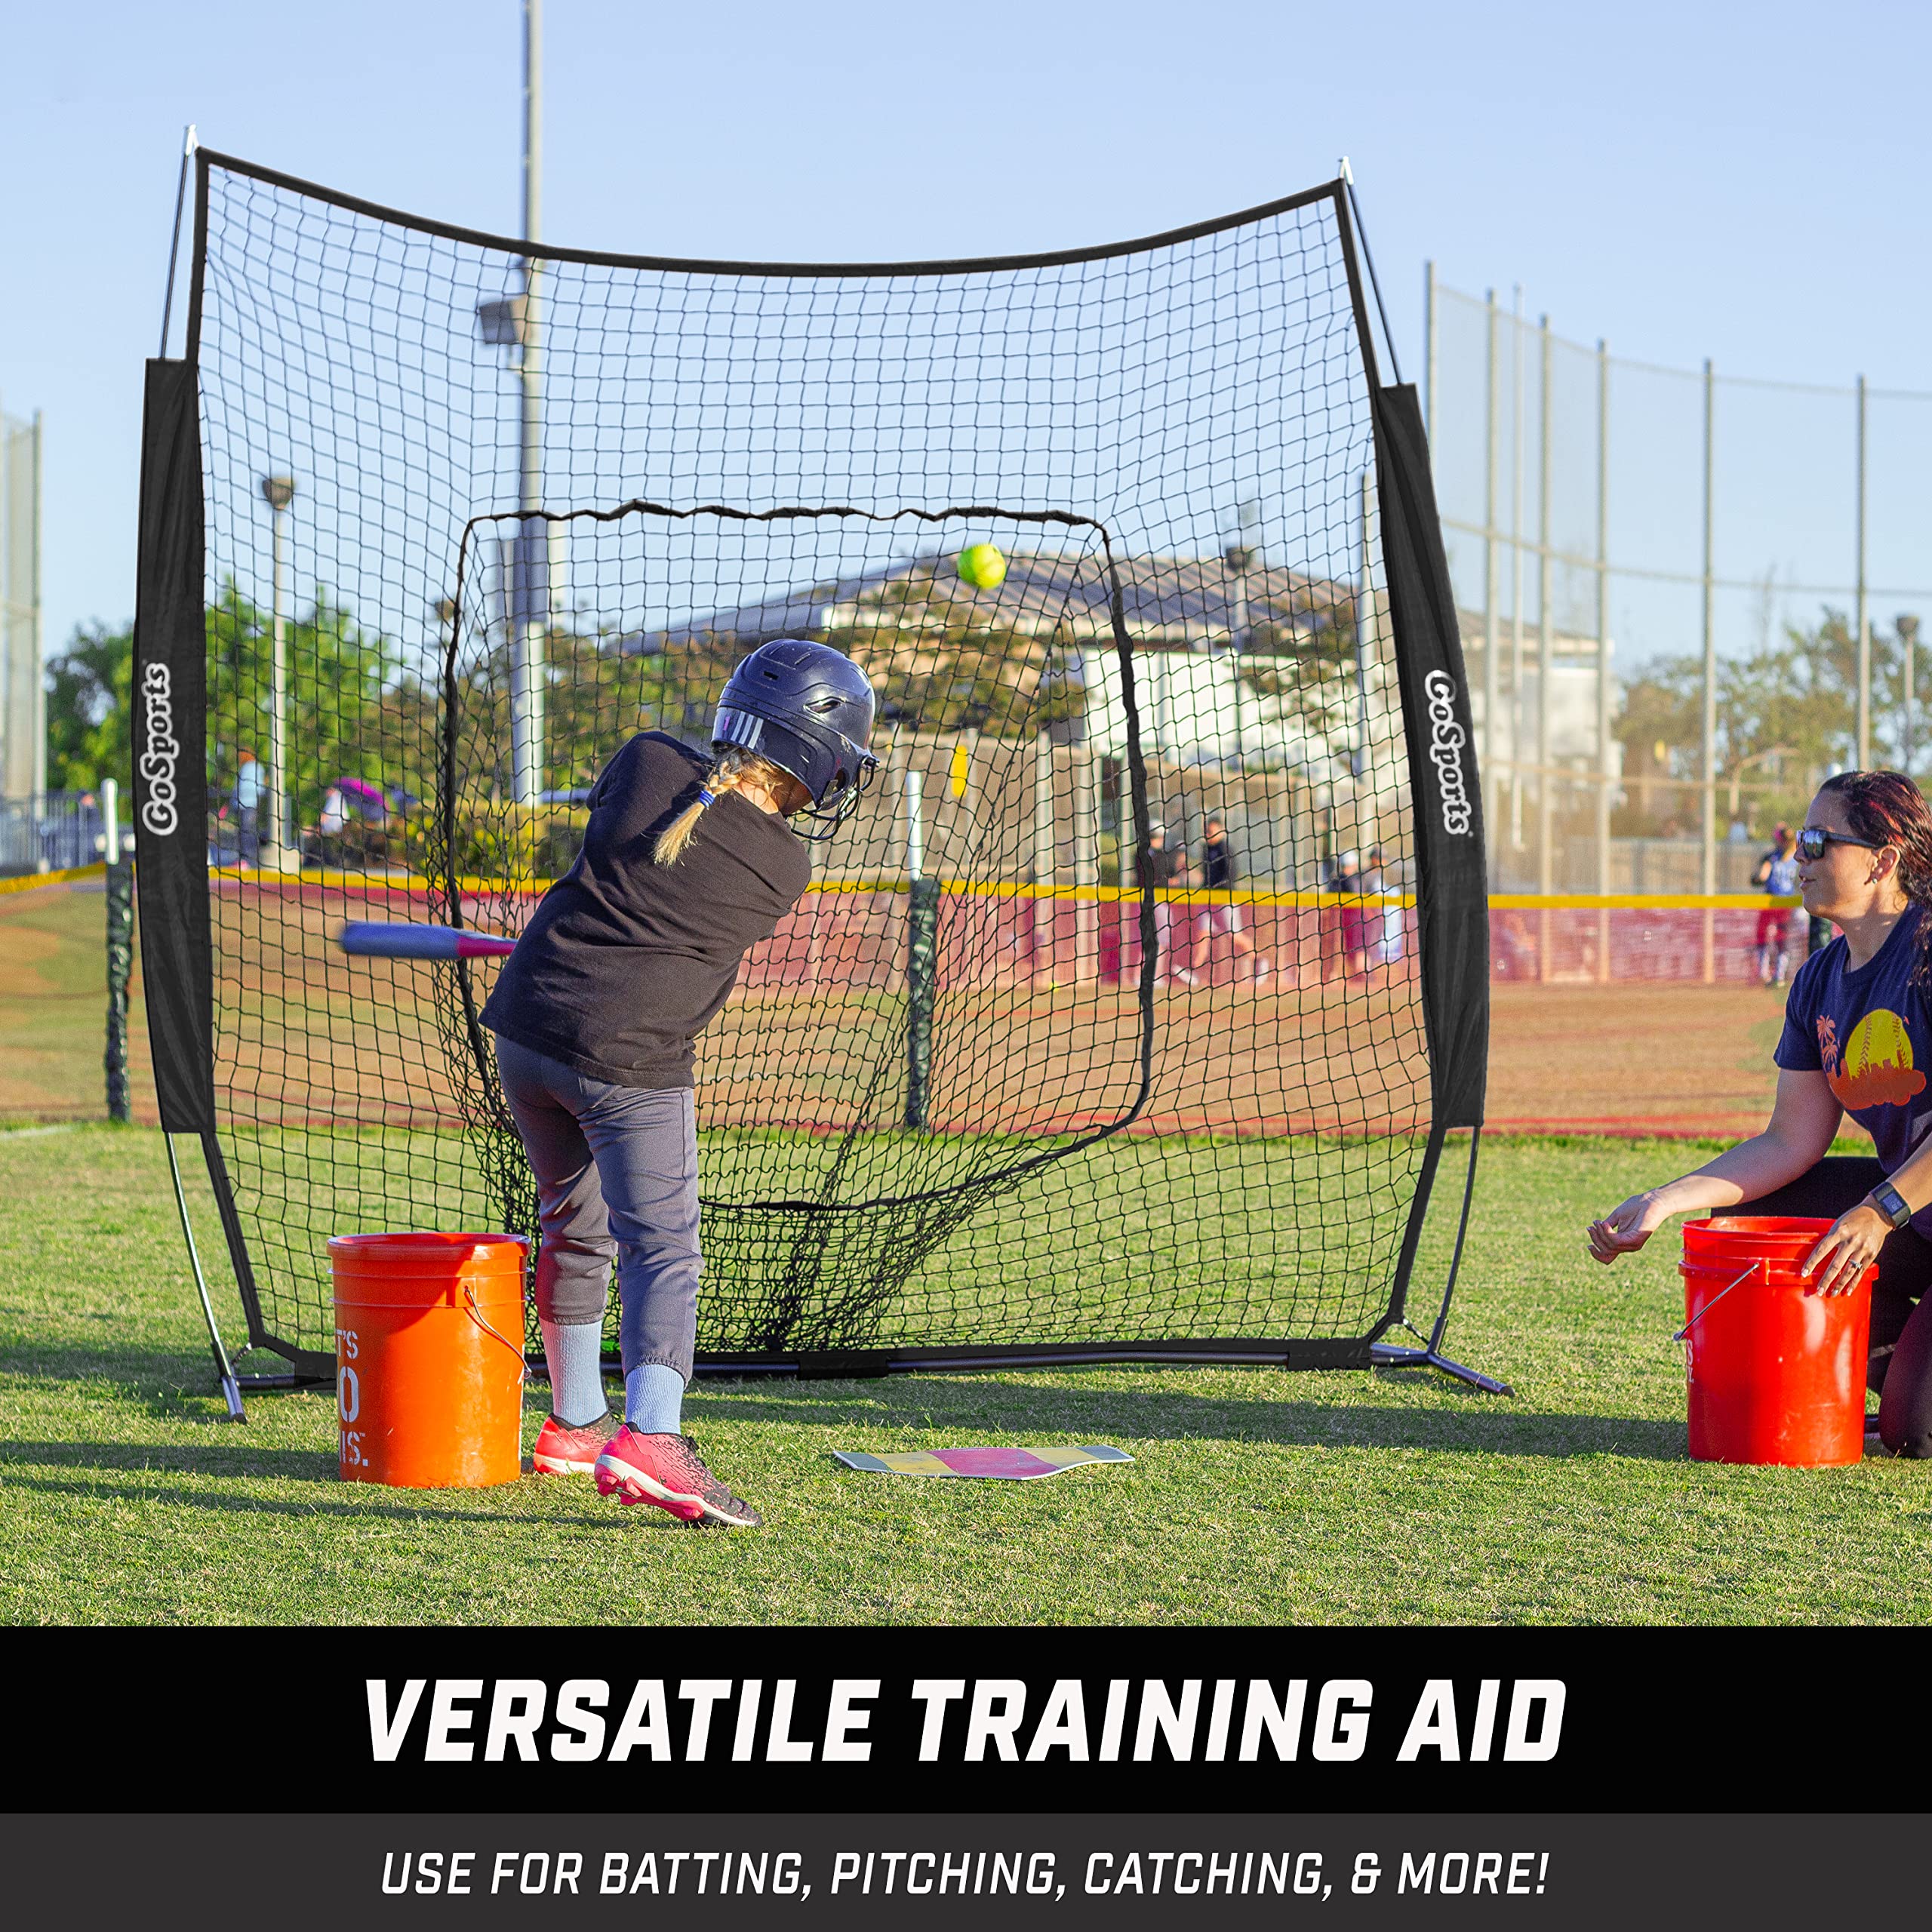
<box><xmin>1818</xmin><ymin>1008</ymin><xmax>1927</xmax><ymax>1110</ymax></box>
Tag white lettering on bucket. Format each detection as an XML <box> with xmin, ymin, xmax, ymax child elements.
<box><xmin>337</xmin><ymin>1327</ymin><xmax>369</xmax><ymax>1469</ymax></box>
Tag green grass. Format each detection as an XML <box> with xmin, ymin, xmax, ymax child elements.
<box><xmin>2</xmin><ymin>1124</ymin><xmax>1927</xmax><ymax>1626</ymax></box>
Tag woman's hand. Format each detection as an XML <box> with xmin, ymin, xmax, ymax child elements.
<box><xmin>1586</xmin><ymin>1190</ymin><xmax>1674</xmax><ymax>1263</ymax></box>
<box><xmin>1802</xmin><ymin>1201</ymin><xmax>1889</xmax><ymax>1297</ymax></box>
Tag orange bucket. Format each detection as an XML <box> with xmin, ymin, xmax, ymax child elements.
<box><xmin>329</xmin><ymin>1232</ymin><xmax>528</xmax><ymax>1487</ymax></box>
<box><xmin>1678</xmin><ymin>1217</ymin><xmax>1875</xmax><ymax>1467</ymax></box>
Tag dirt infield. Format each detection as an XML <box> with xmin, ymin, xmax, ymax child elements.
<box><xmin>0</xmin><ymin>875</ymin><xmax>1795</xmax><ymax>1141</ymax></box>
<box><xmin>1485</xmin><ymin>980</ymin><xmax>1784</xmax><ymax>1137</ymax></box>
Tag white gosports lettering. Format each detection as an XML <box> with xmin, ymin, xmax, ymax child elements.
<box><xmin>1423</xmin><ymin>669</ymin><xmax>1473</xmax><ymax>836</ymax></box>
<box><xmin>139</xmin><ymin>661</ymin><xmax>182</xmax><ymax>837</ymax></box>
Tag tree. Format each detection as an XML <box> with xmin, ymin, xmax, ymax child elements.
<box><xmin>205</xmin><ymin>581</ymin><xmax>399</xmax><ymax>823</ymax></box>
<box><xmin>1613</xmin><ymin>608</ymin><xmax>1915</xmax><ymax>835</ymax></box>
<box><xmin>44</xmin><ymin>622</ymin><xmax>134</xmax><ymax>792</ymax></box>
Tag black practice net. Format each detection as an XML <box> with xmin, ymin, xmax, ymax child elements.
<box><xmin>175</xmin><ymin>150</ymin><xmax>1471</xmax><ymax>1375</ymax></box>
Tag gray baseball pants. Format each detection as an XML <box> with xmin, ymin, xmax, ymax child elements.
<box><xmin>491</xmin><ymin>1034</ymin><xmax>700</xmax><ymax>1383</ymax></box>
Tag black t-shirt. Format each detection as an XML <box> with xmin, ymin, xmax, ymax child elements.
<box><xmin>481</xmin><ymin>732</ymin><xmax>812</xmax><ymax>1090</ymax></box>
<box><xmin>1201</xmin><ymin>837</ymin><xmax>1236</xmax><ymax>891</ymax></box>
<box><xmin>1140</xmin><ymin>844</ymin><xmax>1182</xmax><ymax>890</ymax></box>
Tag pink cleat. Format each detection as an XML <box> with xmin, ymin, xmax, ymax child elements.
<box><xmin>593</xmin><ymin>1426</ymin><xmax>764</xmax><ymax>1527</ymax></box>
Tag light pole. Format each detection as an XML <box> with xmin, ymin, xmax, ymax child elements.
<box><xmin>260</xmin><ymin>474</ymin><xmax>298</xmax><ymax>871</ymax></box>
<box><xmin>515</xmin><ymin>0</ymin><xmax>546</xmax><ymax>810</ymax></box>
<box><xmin>1224</xmin><ymin>499</ymin><xmax>1262</xmax><ymax>777</ymax></box>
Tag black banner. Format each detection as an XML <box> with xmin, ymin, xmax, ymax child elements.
<box><xmin>131</xmin><ymin>355</ymin><xmax>214</xmax><ymax>1133</ymax></box>
<box><xmin>4</xmin><ymin>1625</ymin><xmax>1918</xmax><ymax>1811</ymax></box>
<box><xmin>0</xmin><ymin>1810</ymin><xmax>1918</xmax><ymax>1930</ymax></box>
<box><xmin>1372</xmin><ymin>380</ymin><xmax>1489</xmax><ymax>1134</ymax></box>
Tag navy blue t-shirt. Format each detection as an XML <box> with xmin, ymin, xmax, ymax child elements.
<box><xmin>1776</xmin><ymin>906</ymin><xmax>1932</xmax><ymax>1228</ymax></box>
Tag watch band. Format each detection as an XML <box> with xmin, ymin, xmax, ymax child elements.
<box><xmin>1872</xmin><ymin>1181</ymin><xmax>1912</xmax><ymax>1230</ymax></box>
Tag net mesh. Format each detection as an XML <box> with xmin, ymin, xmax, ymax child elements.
<box><xmin>191</xmin><ymin>155</ymin><xmax>1434</xmax><ymax>1366</ymax></box>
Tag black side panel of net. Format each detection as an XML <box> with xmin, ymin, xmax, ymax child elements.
<box><xmin>132</xmin><ymin>358</ymin><xmax>217</xmax><ymax>1135</ymax></box>
<box><xmin>183</xmin><ymin>151</ymin><xmax>1482</xmax><ymax>1371</ymax></box>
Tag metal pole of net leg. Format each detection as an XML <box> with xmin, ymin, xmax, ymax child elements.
<box><xmin>164</xmin><ymin>1132</ymin><xmax>245</xmax><ymax>1423</ymax></box>
<box><xmin>1369</xmin><ymin>1129</ymin><xmax>1512</xmax><ymax>1394</ymax></box>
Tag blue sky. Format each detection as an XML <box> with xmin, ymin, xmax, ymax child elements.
<box><xmin>5</xmin><ymin>0</ymin><xmax>1929</xmax><ymax>660</ymax></box>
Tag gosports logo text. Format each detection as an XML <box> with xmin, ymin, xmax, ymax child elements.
<box><xmin>1423</xmin><ymin>670</ymin><xmax>1473</xmax><ymax>836</ymax></box>
<box><xmin>140</xmin><ymin>661</ymin><xmax>181</xmax><ymax>836</ymax></box>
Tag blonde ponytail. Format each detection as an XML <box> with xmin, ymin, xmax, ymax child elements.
<box><xmin>654</xmin><ymin>748</ymin><xmax>797</xmax><ymax>866</ymax></box>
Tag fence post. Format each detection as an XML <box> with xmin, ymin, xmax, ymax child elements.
<box><xmin>1537</xmin><ymin>315</ymin><xmax>1553</xmax><ymax>977</ymax></box>
<box><xmin>1484</xmin><ymin>291</ymin><xmax>1501</xmax><ymax>886</ymax></box>
<box><xmin>102</xmin><ymin>776</ymin><xmax>133</xmax><ymax>1124</ymax></box>
<box><xmin>1700</xmin><ymin>357</ymin><xmax>1717</xmax><ymax>984</ymax></box>
<box><xmin>1856</xmin><ymin>373</ymin><xmax>1870</xmax><ymax>770</ymax></box>
<box><xmin>903</xmin><ymin>767</ymin><xmax>936</xmax><ymax>1131</ymax></box>
<box><xmin>1510</xmin><ymin>287</ymin><xmax>1526</xmax><ymax>866</ymax></box>
<box><xmin>1032</xmin><ymin>730</ymin><xmax>1057</xmax><ymax>982</ymax></box>
<box><xmin>1424</xmin><ymin>260</ymin><xmax>1438</xmax><ymax>451</ymax></box>
<box><xmin>1595</xmin><ymin>337</ymin><xmax>1613</xmax><ymax>982</ymax></box>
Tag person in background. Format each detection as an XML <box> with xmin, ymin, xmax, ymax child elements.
<box><xmin>1361</xmin><ymin>844</ymin><xmax>1406</xmax><ymax>976</ymax></box>
<box><xmin>1138</xmin><ymin>822</ymin><xmax>1195</xmax><ymax>987</ymax></box>
<box><xmin>1755</xmin><ymin>822</ymin><xmax>1801</xmax><ymax>986</ymax></box>
<box><xmin>311</xmin><ymin>780</ymin><xmax>349</xmax><ymax>866</ymax></box>
<box><xmin>1190</xmin><ymin>814</ymin><xmax>1270</xmax><ymax>986</ymax></box>
<box><xmin>1340</xmin><ymin>845</ymin><xmax>1377</xmax><ymax>977</ymax></box>
<box><xmin>1320</xmin><ymin>848</ymin><xmax>1359</xmax><ymax>980</ymax></box>
<box><xmin>223</xmin><ymin>749</ymin><xmax>263</xmax><ymax>865</ymax></box>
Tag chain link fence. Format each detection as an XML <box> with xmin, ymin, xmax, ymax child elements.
<box><xmin>1425</xmin><ymin>274</ymin><xmax>1932</xmax><ymax>904</ymax></box>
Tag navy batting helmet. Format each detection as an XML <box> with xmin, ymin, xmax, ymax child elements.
<box><xmin>712</xmin><ymin>638</ymin><xmax>880</xmax><ymax>838</ymax></box>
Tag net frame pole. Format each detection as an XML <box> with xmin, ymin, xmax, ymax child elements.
<box><xmin>165</xmin><ymin>1131</ymin><xmax>245</xmax><ymax>1422</ymax></box>
<box><xmin>157</xmin><ymin>125</ymin><xmax>197</xmax><ymax>358</ymax></box>
<box><xmin>1334</xmin><ymin>186</ymin><xmax>1503</xmax><ymax>1395</ymax></box>
<box><xmin>175</xmin><ymin>151</ymin><xmax>1489</xmax><ymax>1384</ymax></box>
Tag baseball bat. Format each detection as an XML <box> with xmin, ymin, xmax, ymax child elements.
<box><xmin>337</xmin><ymin>921</ymin><xmax>517</xmax><ymax>961</ymax></box>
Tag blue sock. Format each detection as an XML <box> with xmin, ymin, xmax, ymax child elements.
<box><xmin>540</xmin><ymin>1318</ymin><xmax>608</xmax><ymax>1428</ymax></box>
<box><xmin>624</xmin><ymin>1361</ymin><xmax>685</xmax><ymax>1435</ymax></box>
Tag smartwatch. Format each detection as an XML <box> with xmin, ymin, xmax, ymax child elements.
<box><xmin>1871</xmin><ymin>1181</ymin><xmax>1913</xmax><ymax>1230</ymax></box>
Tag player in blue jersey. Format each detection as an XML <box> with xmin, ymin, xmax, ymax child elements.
<box><xmin>1586</xmin><ymin>771</ymin><xmax>1932</xmax><ymax>1457</ymax></box>
<box><xmin>1753</xmin><ymin>823</ymin><xmax>1801</xmax><ymax>986</ymax></box>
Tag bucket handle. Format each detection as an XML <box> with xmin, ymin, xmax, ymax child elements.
<box><xmin>463</xmin><ymin>1281</ymin><xmax>528</xmax><ymax>1384</ymax></box>
<box><xmin>1672</xmin><ymin>1260</ymin><xmax>1762</xmax><ymax>1343</ymax></box>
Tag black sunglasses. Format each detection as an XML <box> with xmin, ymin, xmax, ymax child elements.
<box><xmin>1795</xmin><ymin>826</ymin><xmax>1882</xmax><ymax>860</ymax></box>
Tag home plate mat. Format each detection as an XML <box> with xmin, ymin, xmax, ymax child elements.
<box><xmin>832</xmin><ymin>1445</ymin><xmax>1133</xmax><ymax>1480</ymax></box>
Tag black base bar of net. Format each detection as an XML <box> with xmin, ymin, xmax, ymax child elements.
<box><xmin>130</xmin><ymin>149</ymin><xmax>1495</xmax><ymax>1397</ymax></box>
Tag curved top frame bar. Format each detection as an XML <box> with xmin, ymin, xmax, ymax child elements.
<box><xmin>194</xmin><ymin>147</ymin><xmax>1343</xmax><ymax>281</ymax></box>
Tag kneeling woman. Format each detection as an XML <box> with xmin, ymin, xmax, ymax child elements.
<box><xmin>1589</xmin><ymin>771</ymin><xmax>1932</xmax><ymax>1457</ymax></box>
<box><xmin>481</xmin><ymin>640</ymin><xmax>878</xmax><ymax>1524</ymax></box>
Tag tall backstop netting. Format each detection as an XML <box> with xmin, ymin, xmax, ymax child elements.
<box><xmin>132</xmin><ymin>151</ymin><xmax>1491</xmax><ymax>1385</ymax></box>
